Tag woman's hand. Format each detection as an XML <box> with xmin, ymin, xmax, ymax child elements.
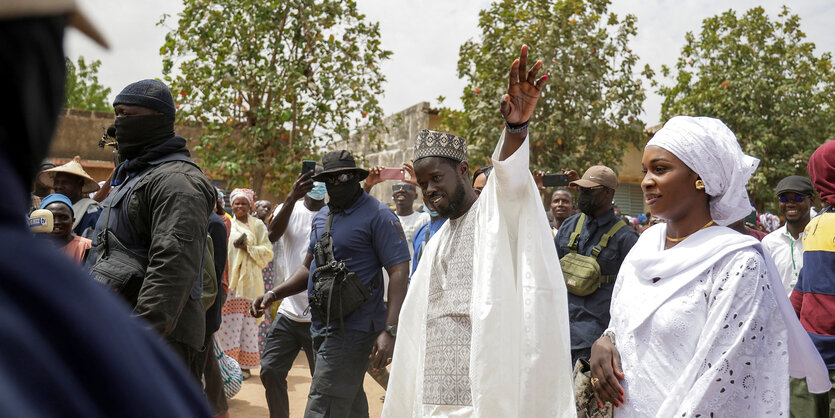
<box><xmin>590</xmin><ymin>334</ymin><xmax>625</xmax><ymax>408</ymax></box>
<box><xmin>233</xmin><ymin>234</ymin><xmax>247</xmax><ymax>249</ymax></box>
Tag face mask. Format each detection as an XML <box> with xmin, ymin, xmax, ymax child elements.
<box><xmin>326</xmin><ymin>179</ymin><xmax>362</xmax><ymax>211</ymax></box>
<box><xmin>423</xmin><ymin>205</ymin><xmax>439</xmax><ymax>217</ymax></box>
<box><xmin>114</xmin><ymin>114</ymin><xmax>176</xmax><ymax>160</ymax></box>
<box><xmin>307</xmin><ymin>181</ymin><xmax>327</xmax><ymax>200</ymax></box>
<box><xmin>578</xmin><ymin>193</ymin><xmax>597</xmax><ymax>216</ymax></box>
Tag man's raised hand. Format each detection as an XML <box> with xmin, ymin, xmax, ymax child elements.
<box><xmin>500</xmin><ymin>45</ymin><xmax>547</xmax><ymax>125</ymax></box>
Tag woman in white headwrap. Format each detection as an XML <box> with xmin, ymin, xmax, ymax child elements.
<box><xmin>217</xmin><ymin>188</ymin><xmax>273</xmax><ymax>376</ymax></box>
<box><xmin>589</xmin><ymin>116</ymin><xmax>830</xmax><ymax>417</ymax></box>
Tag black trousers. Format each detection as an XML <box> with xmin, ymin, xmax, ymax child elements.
<box><xmin>260</xmin><ymin>314</ymin><xmax>315</xmax><ymax>418</ymax></box>
<box><xmin>169</xmin><ymin>340</ymin><xmax>203</xmax><ymax>384</ymax></box>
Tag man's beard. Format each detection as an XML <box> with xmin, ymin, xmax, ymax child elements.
<box><xmin>437</xmin><ymin>179</ymin><xmax>467</xmax><ymax>218</ymax></box>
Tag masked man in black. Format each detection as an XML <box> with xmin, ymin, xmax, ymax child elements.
<box><xmin>91</xmin><ymin>79</ymin><xmax>216</xmax><ymax>381</ymax></box>
<box><xmin>554</xmin><ymin>165</ymin><xmax>638</xmax><ymax>364</ymax></box>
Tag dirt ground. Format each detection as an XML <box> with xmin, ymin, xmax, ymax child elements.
<box><xmin>228</xmin><ymin>352</ymin><xmax>387</xmax><ymax>417</ymax></box>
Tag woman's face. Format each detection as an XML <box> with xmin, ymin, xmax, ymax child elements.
<box><xmin>641</xmin><ymin>145</ymin><xmax>703</xmax><ymax>222</ymax></box>
<box><xmin>232</xmin><ymin>196</ymin><xmax>251</xmax><ymax>219</ymax></box>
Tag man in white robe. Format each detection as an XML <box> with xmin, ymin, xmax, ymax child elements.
<box><xmin>383</xmin><ymin>45</ymin><xmax>575</xmax><ymax>417</ymax></box>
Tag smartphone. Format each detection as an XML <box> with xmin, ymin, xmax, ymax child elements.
<box><xmin>301</xmin><ymin>160</ymin><xmax>316</xmax><ymax>176</ymax></box>
<box><xmin>379</xmin><ymin>167</ymin><xmax>405</xmax><ymax>181</ymax></box>
<box><xmin>542</xmin><ymin>173</ymin><xmax>570</xmax><ymax>187</ymax></box>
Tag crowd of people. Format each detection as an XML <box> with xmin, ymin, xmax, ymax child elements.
<box><xmin>4</xmin><ymin>4</ymin><xmax>835</xmax><ymax>418</ymax></box>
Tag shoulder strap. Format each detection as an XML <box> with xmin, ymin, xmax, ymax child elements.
<box><xmin>591</xmin><ymin>220</ymin><xmax>627</xmax><ymax>259</ymax></box>
<box><xmin>324</xmin><ymin>210</ymin><xmax>335</xmax><ymax>234</ymax></box>
<box><xmin>568</xmin><ymin>213</ymin><xmax>586</xmax><ymax>251</ymax></box>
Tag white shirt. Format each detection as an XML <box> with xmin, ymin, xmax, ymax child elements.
<box><xmin>272</xmin><ymin>201</ymin><xmax>318</xmax><ymax>322</ymax></box>
<box><xmin>397</xmin><ymin>210</ymin><xmax>430</xmax><ymax>266</ymax></box>
<box><xmin>762</xmin><ymin>225</ymin><xmax>803</xmax><ymax>296</ymax></box>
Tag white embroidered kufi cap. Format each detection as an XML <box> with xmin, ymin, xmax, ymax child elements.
<box><xmin>646</xmin><ymin>116</ymin><xmax>759</xmax><ymax>226</ymax></box>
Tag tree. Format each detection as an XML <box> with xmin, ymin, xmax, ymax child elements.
<box><xmin>160</xmin><ymin>0</ymin><xmax>391</xmax><ymax>196</ymax></box>
<box><xmin>441</xmin><ymin>0</ymin><xmax>649</xmax><ymax>174</ymax></box>
<box><xmin>64</xmin><ymin>56</ymin><xmax>112</xmax><ymax>112</ymax></box>
<box><xmin>657</xmin><ymin>6</ymin><xmax>835</xmax><ymax>211</ymax></box>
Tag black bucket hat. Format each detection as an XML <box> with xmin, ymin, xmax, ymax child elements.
<box><xmin>312</xmin><ymin>150</ymin><xmax>369</xmax><ymax>182</ymax></box>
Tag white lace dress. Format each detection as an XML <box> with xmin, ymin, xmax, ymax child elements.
<box><xmin>609</xmin><ymin>225</ymin><xmax>790</xmax><ymax>417</ymax></box>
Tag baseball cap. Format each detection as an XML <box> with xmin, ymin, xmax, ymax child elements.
<box><xmin>571</xmin><ymin>165</ymin><xmax>618</xmax><ymax>189</ymax></box>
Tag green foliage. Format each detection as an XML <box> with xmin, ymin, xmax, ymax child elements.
<box><xmin>656</xmin><ymin>6</ymin><xmax>835</xmax><ymax>212</ymax></box>
<box><xmin>64</xmin><ymin>56</ymin><xmax>112</xmax><ymax>112</ymax></box>
<box><xmin>159</xmin><ymin>0</ymin><xmax>391</xmax><ymax>196</ymax></box>
<box><xmin>441</xmin><ymin>0</ymin><xmax>648</xmax><ymax>174</ymax></box>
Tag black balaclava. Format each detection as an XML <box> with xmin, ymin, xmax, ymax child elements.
<box><xmin>0</xmin><ymin>17</ymin><xmax>66</xmax><ymax>212</ymax></box>
<box><xmin>113</xmin><ymin>114</ymin><xmax>176</xmax><ymax>161</ymax></box>
<box><xmin>326</xmin><ymin>177</ymin><xmax>362</xmax><ymax>212</ymax></box>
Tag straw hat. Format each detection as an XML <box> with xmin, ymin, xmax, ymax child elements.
<box><xmin>37</xmin><ymin>156</ymin><xmax>100</xmax><ymax>193</ymax></box>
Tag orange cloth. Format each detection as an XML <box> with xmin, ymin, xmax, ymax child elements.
<box><xmin>61</xmin><ymin>235</ymin><xmax>91</xmax><ymax>264</ymax></box>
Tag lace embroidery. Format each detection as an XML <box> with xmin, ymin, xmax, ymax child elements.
<box><xmin>615</xmin><ymin>250</ymin><xmax>789</xmax><ymax>417</ymax></box>
<box><xmin>423</xmin><ymin>206</ymin><xmax>477</xmax><ymax>406</ymax></box>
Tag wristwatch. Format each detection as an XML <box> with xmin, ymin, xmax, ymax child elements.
<box><xmin>384</xmin><ymin>324</ymin><xmax>398</xmax><ymax>337</ymax></box>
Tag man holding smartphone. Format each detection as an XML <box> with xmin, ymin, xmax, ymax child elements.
<box><xmin>260</xmin><ymin>163</ymin><xmax>325</xmax><ymax>418</ymax></box>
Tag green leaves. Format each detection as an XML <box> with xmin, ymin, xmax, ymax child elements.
<box><xmin>159</xmin><ymin>0</ymin><xmax>390</xmax><ymax>196</ymax></box>
<box><xmin>657</xmin><ymin>6</ymin><xmax>835</xmax><ymax>212</ymax></box>
<box><xmin>64</xmin><ymin>56</ymin><xmax>112</xmax><ymax>112</ymax></box>
<box><xmin>441</xmin><ymin>0</ymin><xmax>647</xmax><ymax>175</ymax></box>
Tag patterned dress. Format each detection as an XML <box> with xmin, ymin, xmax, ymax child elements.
<box><xmin>423</xmin><ymin>205</ymin><xmax>477</xmax><ymax>407</ymax></box>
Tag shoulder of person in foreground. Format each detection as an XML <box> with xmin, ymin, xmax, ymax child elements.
<box><xmin>0</xmin><ymin>226</ymin><xmax>212</xmax><ymax>417</ymax></box>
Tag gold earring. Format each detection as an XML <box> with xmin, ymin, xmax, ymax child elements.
<box><xmin>695</xmin><ymin>179</ymin><xmax>705</xmax><ymax>190</ymax></box>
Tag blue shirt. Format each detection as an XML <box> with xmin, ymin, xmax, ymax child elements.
<box><xmin>307</xmin><ymin>192</ymin><xmax>411</xmax><ymax>332</ymax></box>
<box><xmin>554</xmin><ymin>210</ymin><xmax>639</xmax><ymax>363</ymax></box>
<box><xmin>411</xmin><ymin>218</ymin><xmax>447</xmax><ymax>277</ymax></box>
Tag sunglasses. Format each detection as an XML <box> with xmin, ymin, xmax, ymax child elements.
<box><xmin>323</xmin><ymin>172</ymin><xmax>355</xmax><ymax>185</ymax></box>
<box><xmin>579</xmin><ymin>186</ymin><xmax>605</xmax><ymax>194</ymax></box>
<box><xmin>779</xmin><ymin>195</ymin><xmax>806</xmax><ymax>203</ymax></box>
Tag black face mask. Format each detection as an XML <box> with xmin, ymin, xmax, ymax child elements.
<box><xmin>113</xmin><ymin>114</ymin><xmax>176</xmax><ymax>160</ymax></box>
<box><xmin>326</xmin><ymin>179</ymin><xmax>362</xmax><ymax>211</ymax></box>
<box><xmin>578</xmin><ymin>193</ymin><xmax>598</xmax><ymax>216</ymax></box>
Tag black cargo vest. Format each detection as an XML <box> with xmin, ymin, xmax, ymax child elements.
<box><xmin>90</xmin><ymin>152</ymin><xmax>204</xmax><ymax>304</ymax></box>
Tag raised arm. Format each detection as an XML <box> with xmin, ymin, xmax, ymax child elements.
<box><xmin>268</xmin><ymin>171</ymin><xmax>313</xmax><ymax>242</ymax></box>
<box><xmin>499</xmin><ymin>45</ymin><xmax>547</xmax><ymax>161</ymax></box>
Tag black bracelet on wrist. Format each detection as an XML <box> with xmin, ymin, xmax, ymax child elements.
<box><xmin>505</xmin><ymin>119</ymin><xmax>529</xmax><ymax>133</ymax></box>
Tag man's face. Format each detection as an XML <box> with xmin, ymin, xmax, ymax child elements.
<box><xmin>550</xmin><ymin>190</ymin><xmax>573</xmax><ymax>220</ymax></box>
<box><xmin>393</xmin><ymin>188</ymin><xmax>417</xmax><ymax>207</ymax></box>
<box><xmin>52</xmin><ymin>173</ymin><xmax>83</xmax><ymax>203</ymax></box>
<box><xmin>114</xmin><ymin>104</ymin><xmax>159</xmax><ymax>117</ymax></box>
<box><xmin>778</xmin><ymin>192</ymin><xmax>811</xmax><ymax>225</ymax></box>
<box><xmin>473</xmin><ymin>173</ymin><xmax>488</xmax><ymax>196</ymax></box>
<box><xmin>254</xmin><ymin>200</ymin><xmax>272</xmax><ymax>220</ymax></box>
<box><xmin>414</xmin><ymin>157</ymin><xmax>470</xmax><ymax>219</ymax></box>
<box><xmin>45</xmin><ymin>202</ymin><xmax>73</xmax><ymax>239</ymax></box>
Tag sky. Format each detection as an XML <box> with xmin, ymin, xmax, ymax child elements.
<box><xmin>67</xmin><ymin>0</ymin><xmax>835</xmax><ymax>126</ymax></box>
